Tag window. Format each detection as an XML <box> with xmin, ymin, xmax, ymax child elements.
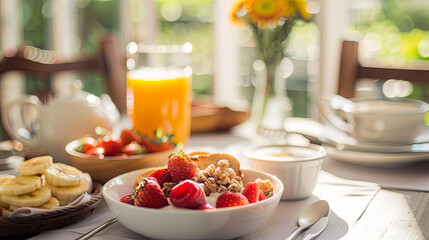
<box><xmin>347</xmin><ymin>0</ymin><xmax>429</xmax><ymax>101</ymax></box>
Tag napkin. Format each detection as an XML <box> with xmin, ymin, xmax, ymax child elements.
<box><xmin>323</xmin><ymin>157</ymin><xmax>429</xmax><ymax>192</ymax></box>
<box><xmin>9</xmin><ymin>173</ymin><xmax>94</xmax><ymax>219</ymax></box>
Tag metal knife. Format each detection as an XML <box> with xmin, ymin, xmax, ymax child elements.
<box><xmin>301</xmin><ymin>217</ymin><xmax>328</xmax><ymax>240</ymax></box>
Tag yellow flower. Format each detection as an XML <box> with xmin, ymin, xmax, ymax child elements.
<box><xmin>289</xmin><ymin>0</ymin><xmax>312</xmax><ymax>20</ymax></box>
<box><xmin>230</xmin><ymin>0</ymin><xmax>247</xmax><ymax>25</ymax></box>
<box><xmin>245</xmin><ymin>0</ymin><xmax>288</xmax><ymax>27</ymax></box>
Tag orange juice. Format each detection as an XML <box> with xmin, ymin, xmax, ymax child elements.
<box><xmin>126</xmin><ymin>68</ymin><xmax>191</xmax><ymax>145</ymax></box>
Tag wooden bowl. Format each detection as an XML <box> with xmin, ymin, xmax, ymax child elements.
<box><xmin>0</xmin><ymin>183</ymin><xmax>103</xmax><ymax>237</ymax></box>
<box><xmin>66</xmin><ymin>139</ymin><xmax>177</xmax><ymax>183</ymax></box>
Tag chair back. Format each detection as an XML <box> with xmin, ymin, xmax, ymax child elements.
<box><xmin>0</xmin><ymin>35</ymin><xmax>126</xmax><ymax>140</ymax></box>
<box><xmin>337</xmin><ymin>40</ymin><xmax>429</xmax><ymax>98</ymax></box>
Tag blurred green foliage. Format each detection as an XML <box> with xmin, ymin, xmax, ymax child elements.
<box><xmin>350</xmin><ymin>0</ymin><xmax>429</xmax><ymax>104</ymax></box>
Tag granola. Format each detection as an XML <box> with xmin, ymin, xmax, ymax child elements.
<box><xmin>256</xmin><ymin>178</ymin><xmax>274</xmax><ymax>198</ymax></box>
<box><xmin>193</xmin><ymin>159</ymin><xmax>244</xmax><ymax>196</ymax></box>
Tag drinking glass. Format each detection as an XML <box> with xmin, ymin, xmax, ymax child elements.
<box><xmin>126</xmin><ymin>42</ymin><xmax>192</xmax><ymax>145</ymax></box>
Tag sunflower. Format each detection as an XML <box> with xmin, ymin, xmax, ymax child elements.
<box><xmin>245</xmin><ymin>0</ymin><xmax>289</xmax><ymax>27</ymax></box>
<box><xmin>289</xmin><ymin>0</ymin><xmax>312</xmax><ymax>20</ymax></box>
<box><xmin>230</xmin><ymin>0</ymin><xmax>247</xmax><ymax>25</ymax></box>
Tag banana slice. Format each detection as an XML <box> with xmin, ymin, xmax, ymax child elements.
<box><xmin>9</xmin><ymin>197</ymin><xmax>59</xmax><ymax>210</ymax></box>
<box><xmin>38</xmin><ymin>197</ymin><xmax>59</xmax><ymax>210</ymax></box>
<box><xmin>18</xmin><ymin>155</ymin><xmax>53</xmax><ymax>175</ymax></box>
<box><xmin>1</xmin><ymin>186</ymin><xmax>51</xmax><ymax>207</ymax></box>
<box><xmin>0</xmin><ymin>175</ymin><xmax>42</xmax><ymax>196</ymax></box>
<box><xmin>46</xmin><ymin>179</ymin><xmax>89</xmax><ymax>202</ymax></box>
<box><xmin>1</xmin><ymin>206</ymin><xmax>12</xmax><ymax>218</ymax></box>
<box><xmin>0</xmin><ymin>175</ymin><xmax>15</xmax><ymax>185</ymax></box>
<box><xmin>0</xmin><ymin>175</ymin><xmax>16</xmax><ymax>208</ymax></box>
<box><xmin>44</xmin><ymin>163</ymin><xmax>83</xmax><ymax>187</ymax></box>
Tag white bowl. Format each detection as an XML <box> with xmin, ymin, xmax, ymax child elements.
<box><xmin>102</xmin><ymin>168</ymin><xmax>283</xmax><ymax>239</ymax></box>
<box><xmin>243</xmin><ymin>144</ymin><xmax>326</xmax><ymax>200</ymax></box>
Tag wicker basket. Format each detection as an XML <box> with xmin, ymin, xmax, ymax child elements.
<box><xmin>0</xmin><ymin>183</ymin><xmax>103</xmax><ymax>237</ymax></box>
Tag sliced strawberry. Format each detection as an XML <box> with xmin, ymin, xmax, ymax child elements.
<box><xmin>121</xmin><ymin>141</ymin><xmax>145</xmax><ymax>155</ymax></box>
<box><xmin>85</xmin><ymin>147</ymin><xmax>104</xmax><ymax>156</ymax></box>
<box><xmin>76</xmin><ymin>137</ymin><xmax>99</xmax><ymax>153</ymax></box>
<box><xmin>242</xmin><ymin>182</ymin><xmax>260</xmax><ymax>203</ymax></box>
<box><xmin>139</xmin><ymin>127</ymin><xmax>175</xmax><ymax>153</ymax></box>
<box><xmin>167</xmin><ymin>150</ymin><xmax>198</xmax><ymax>183</ymax></box>
<box><xmin>198</xmin><ymin>203</ymin><xmax>215</xmax><ymax>210</ymax></box>
<box><xmin>120</xmin><ymin>129</ymin><xmax>142</xmax><ymax>146</ymax></box>
<box><xmin>148</xmin><ymin>168</ymin><xmax>172</xmax><ymax>187</ymax></box>
<box><xmin>216</xmin><ymin>191</ymin><xmax>249</xmax><ymax>208</ymax></box>
<box><xmin>133</xmin><ymin>178</ymin><xmax>169</xmax><ymax>209</ymax></box>
<box><xmin>119</xmin><ymin>194</ymin><xmax>134</xmax><ymax>205</ymax></box>
<box><xmin>140</xmin><ymin>137</ymin><xmax>174</xmax><ymax>153</ymax></box>
<box><xmin>170</xmin><ymin>180</ymin><xmax>205</xmax><ymax>209</ymax></box>
<box><xmin>258</xmin><ymin>190</ymin><xmax>267</xmax><ymax>201</ymax></box>
<box><xmin>99</xmin><ymin>136</ymin><xmax>122</xmax><ymax>156</ymax></box>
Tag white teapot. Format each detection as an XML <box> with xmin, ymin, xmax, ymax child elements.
<box><xmin>2</xmin><ymin>81</ymin><xmax>120</xmax><ymax>162</ymax></box>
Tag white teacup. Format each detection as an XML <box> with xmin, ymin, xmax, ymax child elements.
<box><xmin>328</xmin><ymin>97</ymin><xmax>429</xmax><ymax>144</ymax></box>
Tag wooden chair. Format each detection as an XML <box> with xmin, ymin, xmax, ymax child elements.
<box><xmin>0</xmin><ymin>35</ymin><xmax>126</xmax><ymax>140</ymax></box>
<box><xmin>337</xmin><ymin>40</ymin><xmax>429</xmax><ymax>98</ymax></box>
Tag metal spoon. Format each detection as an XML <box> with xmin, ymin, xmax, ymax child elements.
<box><xmin>286</xmin><ymin>200</ymin><xmax>330</xmax><ymax>240</ymax></box>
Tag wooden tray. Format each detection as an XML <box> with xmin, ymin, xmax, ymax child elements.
<box><xmin>0</xmin><ymin>183</ymin><xmax>103</xmax><ymax>237</ymax></box>
<box><xmin>191</xmin><ymin>103</ymin><xmax>249</xmax><ymax>133</ymax></box>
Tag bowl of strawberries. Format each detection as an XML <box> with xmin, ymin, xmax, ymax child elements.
<box><xmin>102</xmin><ymin>150</ymin><xmax>284</xmax><ymax>239</ymax></box>
<box><xmin>65</xmin><ymin>128</ymin><xmax>178</xmax><ymax>183</ymax></box>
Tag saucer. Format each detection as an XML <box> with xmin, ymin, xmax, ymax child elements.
<box><xmin>324</xmin><ymin>145</ymin><xmax>429</xmax><ymax>167</ymax></box>
<box><xmin>321</xmin><ymin>125</ymin><xmax>429</xmax><ymax>153</ymax></box>
<box><xmin>320</xmin><ymin>125</ymin><xmax>429</xmax><ymax>167</ymax></box>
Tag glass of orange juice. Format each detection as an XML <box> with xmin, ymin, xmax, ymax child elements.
<box><xmin>126</xmin><ymin>42</ymin><xmax>192</xmax><ymax>145</ymax></box>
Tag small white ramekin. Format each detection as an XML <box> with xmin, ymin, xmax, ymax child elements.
<box><xmin>243</xmin><ymin>144</ymin><xmax>326</xmax><ymax>200</ymax></box>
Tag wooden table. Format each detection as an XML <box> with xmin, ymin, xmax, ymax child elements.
<box><xmin>349</xmin><ymin>189</ymin><xmax>429</xmax><ymax>239</ymax></box>
<box><xmin>3</xmin><ymin>121</ymin><xmax>429</xmax><ymax>239</ymax></box>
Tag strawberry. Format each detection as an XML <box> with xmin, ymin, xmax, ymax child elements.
<box><xmin>76</xmin><ymin>137</ymin><xmax>99</xmax><ymax>153</ymax></box>
<box><xmin>242</xmin><ymin>182</ymin><xmax>260</xmax><ymax>203</ymax></box>
<box><xmin>120</xmin><ymin>129</ymin><xmax>142</xmax><ymax>146</ymax></box>
<box><xmin>139</xmin><ymin>127</ymin><xmax>175</xmax><ymax>153</ymax></box>
<box><xmin>167</xmin><ymin>150</ymin><xmax>198</xmax><ymax>183</ymax></box>
<box><xmin>85</xmin><ymin>147</ymin><xmax>104</xmax><ymax>156</ymax></box>
<box><xmin>119</xmin><ymin>194</ymin><xmax>134</xmax><ymax>205</ymax></box>
<box><xmin>216</xmin><ymin>191</ymin><xmax>249</xmax><ymax>208</ymax></box>
<box><xmin>198</xmin><ymin>203</ymin><xmax>215</xmax><ymax>210</ymax></box>
<box><xmin>170</xmin><ymin>180</ymin><xmax>205</xmax><ymax>209</ymax></box>
<box><xmin>258</xmin><ymin>190</ymin><xmax>267</xmax><ymax>201</ymax></box>
<box><xmin>99</xmin><ymin>136</ymin><xmax>122</xmax><ymax>156</ymax></box>
<box><xmin>140</xmin><ymin>137</ymin><xmax>174</xmax><ymax>153</ymax></box>
<box><xmin>148</xmin><ymin>168</ymin><xmax>172</xmax><ymax>187</ymax></box>
<box><xmin>133</xmin><ymin>178</ymin><xmax>169</xmax><ymax>209</ymax></box>
<box><xmin>121</xmin><ymin>141</ymin><xmax>145</xmax><ymax>155</ymax></box>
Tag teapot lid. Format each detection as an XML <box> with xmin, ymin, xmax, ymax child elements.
<box><xmin>49</xmin><ymin>80</ymin><xmax>100</xmax><ymax>109</ymax></box>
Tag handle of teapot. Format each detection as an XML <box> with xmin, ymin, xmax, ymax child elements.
<box><xmin>1</xmin><ymin>95</ymin><xmax>44</xmax><ymax>147</ymax></box>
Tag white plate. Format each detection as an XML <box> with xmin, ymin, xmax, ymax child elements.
<box><xmin>321</xmin><ymin>125</ymin><xmax>429</xmax><ymax>153</ymax></box>
<box><xmin>325</xmin><ymin>145</ymin><xmax>429</xmax><ymax>167</ymax></box>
